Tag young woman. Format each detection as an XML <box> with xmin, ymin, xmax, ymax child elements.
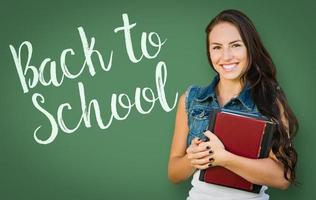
<box><xmin>168</xmin><ymin>9</ymin><xmax>298</xmax><ymax>200</ymax></box>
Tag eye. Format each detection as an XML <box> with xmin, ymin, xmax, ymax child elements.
<box><xmin>232</xmin><ymin>43</ymin><xmax>242</xmax><ymax>48</ymax></box>
<box><xmin>212</xmin><ymin>46</ymin><xmax>221</xmax><ymax>50</ymax></box>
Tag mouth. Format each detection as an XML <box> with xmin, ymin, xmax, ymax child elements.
<box><xmin>220</xmin><ymin>63</ymin><xmax>239</xmax><ymax>72</ymax></box>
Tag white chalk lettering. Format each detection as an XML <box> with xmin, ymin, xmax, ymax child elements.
<box><xmin>11</xmin><ymin>13</ymin><xmax>178</xmax><ymax>144</ymax></box>
<box><xmin>114</xmin><ymin>13</ymin><xmax>166</xmax><ymax>63</ymax></box>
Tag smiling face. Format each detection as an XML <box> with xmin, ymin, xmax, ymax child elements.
<box><xmin>208</xmin><ymin>22</ymin><xmax>249</xmax><ymax>82</ymax></box>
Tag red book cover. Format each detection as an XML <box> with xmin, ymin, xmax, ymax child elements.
<box><xmin>199</xmin><ymin>109</ymin><xmax>276</xmax><ymax>193</ymax></box>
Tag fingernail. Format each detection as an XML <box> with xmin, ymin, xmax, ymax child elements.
<box><xmin>209</xmin><ymin>150</ymin><xmax>213</xmax><ymax>154</ymax></box>
<box><xmin>206</xmin><ymin>146</ymin><xmax>210</xmax><ymax>150</ymax></box>
<box><xmin>209</xmin><ymin>158</ymin><xmax>214</xmax><ymax>161</ymax></box>
<box><xmin>208</xmin><ymin>163</ymin><xmax>212</xmax><ymax>167</ymax></box>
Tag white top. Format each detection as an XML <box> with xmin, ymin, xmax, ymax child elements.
<box><xmin>186</xmin><ymin>170</ymin><xmax>269</xmax><ymax>200</ymax></box>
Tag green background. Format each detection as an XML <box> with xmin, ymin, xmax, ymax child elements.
<box><xmin>1</xmin><ymin>0</ymin><xmax>315</xmax><ymax>199</ymax></box>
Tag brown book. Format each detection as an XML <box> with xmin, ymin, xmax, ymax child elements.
<box><xmin>199</xmin><ymin>109</ymin><xmax>276</xmax><ymax>193</ymax></box>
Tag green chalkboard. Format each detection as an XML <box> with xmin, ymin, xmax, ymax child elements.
<box><xmin>1</xmin><ymin>0</ymin><xmax>315</xmax><ymax>199</ymax></box>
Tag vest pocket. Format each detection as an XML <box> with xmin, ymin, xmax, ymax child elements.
<box><xmin>187</xmin><ymin>107</ymin><xmax>210</xmax><ymax>144</ymax></box>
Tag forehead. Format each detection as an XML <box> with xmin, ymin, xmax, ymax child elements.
<box><xmin>209</xmin><ymin>22</ymin><xmax>242</xmax><ymax>43</ymax></box>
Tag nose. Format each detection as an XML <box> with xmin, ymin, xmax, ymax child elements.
<box><xmin>222</xmin><ymin>47</ymin><xmax>233</xmax><ymax>61</ymax></box>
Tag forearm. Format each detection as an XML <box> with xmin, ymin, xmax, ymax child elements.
<box><xmin>168</xmin><ymin>154</ymin><xmax>196</xmax><ymax>183</ymax></box>
<box><xmin>222</xmin><ymin>151</ymin><xmax>290</xmax><ymax>189</ymax></box>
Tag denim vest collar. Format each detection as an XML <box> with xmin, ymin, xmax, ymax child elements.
<box><xmin>195</xmin><ymin>75</ymin><xmax>255</xmax><ymax>110</ymax></box>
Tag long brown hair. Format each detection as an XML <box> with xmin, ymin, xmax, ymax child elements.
<box><xmin>206</xmin><ymin>9</ymin><xmax>299</xmax><ymax>183</ymax></box>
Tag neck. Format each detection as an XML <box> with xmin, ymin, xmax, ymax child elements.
<box><xmin>216</xmin><ymin>77</ymin><xmax>244</xmax><ymax>106</ymax></box>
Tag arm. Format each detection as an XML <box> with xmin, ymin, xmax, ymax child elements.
<box><xmin>168</xmin><ymin>93</ymin><xmax>214</xmax><ymax>183</ymax></box>
<box><xmin>222</xmin><ymin>150</ymin><xmax>290</xmax><ymax>190</ymax></box>
<box><xmin>203</xmin><ymin>101</ymin><xmax>292</xmax><ymax>190</ymax></box>
<box><xmin>203</xmin><ymin>131</ymin><xmax>290</xmax><ymax>189</ymax></box>
<box><xmin>167</xmin><ymin>93</ymin><xmax>196</xmax><ymax>183</ymax></box>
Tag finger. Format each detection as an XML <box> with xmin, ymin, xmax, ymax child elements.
<box><xmin>203</xmin><ymin>130</ymin><xmax>215</xmax><ymax>140</ymax></box>
<box><xmin>194</xmin><ymin>164</ymin><xmax>208</xmax><ymax>170</ymax></box>
<box><xmin>191</xmin><ymin>137</ymin><xmax>201</xmax><ymax>146</ymax></box>
<box><xmin>186</xmin><ymin>146</ymin><xmax>193</xmax><ymax>154</ymax></box>
<box><xmin>194</xmin><ymin>162</ymin><xmax>214</xmax><ymax>170</ymax></box>
<box><xmin>191</xmin><ymin>158</ymin><xmax>207</xmax><ymax>166</ymax></box>
<box><xmin>189</xmin><ymin>143</ymin><xmax>211</xmax><ymax>154</ymax></box>
<box><xmin>196</xmin><ymin>138</ymin><xmax>203</xmax><ymax>145</ymax></box>
<box><xmin>191</xmin><ymin>154</ymin><xmax>215</xmax><ymax>165</ymax></box>
<box><xmin>194</xmin><ymin>137</ymin><xmax>204</xmax><ymax>146</ymax></box>
<box><xmin>189</xmin><ymin>148</ymin><xmax>213</xmax><ymax>160</ymax></box>
<box><xmin>186</xmin><ymin>144</ymin><xmax>207</xmax><ymax>154</ymax></box>
<box><xmin>194</xmin><ymin>140</ymin><xmax>213</xmax><ymax>152</ymax></box>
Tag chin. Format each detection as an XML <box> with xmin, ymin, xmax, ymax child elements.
<box><xmin>218</xmin><ymin>72</ymin><xmax>242</xmax><ymax>81</ymax></box>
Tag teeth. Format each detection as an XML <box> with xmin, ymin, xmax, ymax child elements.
<box><xmin>222</xmin><ymin>64</ymin><xmax>237</xmax><ymax>71</ymax></box>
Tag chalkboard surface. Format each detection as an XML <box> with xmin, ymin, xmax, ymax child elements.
<box><xmin>1</xmin><ymin>0</ymin><xmax>315</xmax><ymax>199</ymax></box>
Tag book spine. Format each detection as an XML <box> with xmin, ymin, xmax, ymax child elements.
<box><xmin>259</xmin><ymin>122</ymin><xmax>276</xmax><ymax>158</ymax></box>
<box><xmin>199</xmin><ymin>109</ymin><xmax>219</xmax><ymax>182</ymax></box>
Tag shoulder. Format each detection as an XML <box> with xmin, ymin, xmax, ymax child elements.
<box><xmin>177</xmin><ymin>85</ymin><xmax>199</xmax><ymax>110</ymax></box>
<box><xmin>183</xmin><ymin>85</ymin><xmax>204</xmax><ymax>112</ymax></box>
<box><xmin>176</xmin><ymin>85</ymin><xmax>200</xmax><ymax>113</ymax></box>
<box><xmin>185</xmin><ymin>85</ymin><xmax>202</xmax><ymax>97</ymax></box>
<box><xmin>177</xmin><ymin>92</ymin><xmax>186</xmax><ymax>111</ymax></box>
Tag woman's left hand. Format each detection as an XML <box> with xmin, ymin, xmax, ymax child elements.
<box><xmin>203</xmin><ymin>130</ymin><xmax>229</xmax><ymax>167</ymax></box>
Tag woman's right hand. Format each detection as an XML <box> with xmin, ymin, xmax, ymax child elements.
<box><xmin>186</xmin><ymin>137</ymin><xmax>215</xmax><ymax>170</ymax></box>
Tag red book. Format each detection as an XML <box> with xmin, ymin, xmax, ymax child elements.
<box><xmin>199</xmin><ymin>109</ymin><xmax>276</xmax><ymax>193</ymax></box>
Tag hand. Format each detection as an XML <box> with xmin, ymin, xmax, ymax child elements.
<box><xmin>203</xmin><ymin>130</ymin><xmax>228</xmax><ymax>167</ymax></box>
<box><xmin>186</xmin><ymin>137</ymin><xmax>215</xmax><ymax>170</ymax></box>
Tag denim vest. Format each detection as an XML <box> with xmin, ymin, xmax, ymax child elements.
<box><xmin>185</xmin><ymin>75</ymin><xmax>261</xmax><ymax>146</ymax></box>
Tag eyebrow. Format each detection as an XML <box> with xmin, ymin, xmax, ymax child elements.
<box><xmin>210</xmin><ymin>40</ymin><xmax>243</xmax><ymax>45</ymax></box>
